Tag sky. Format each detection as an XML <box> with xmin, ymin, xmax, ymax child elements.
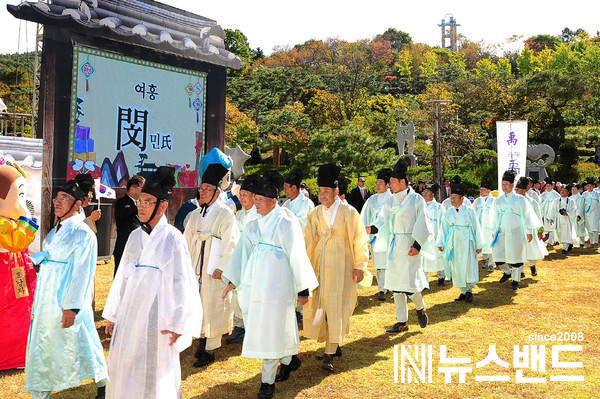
<box><xmin>1</xmin><ymin>0</ymin><xmax>599</xmax><ymax>55</ymax></box>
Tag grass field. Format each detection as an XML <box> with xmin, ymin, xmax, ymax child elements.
<box><xmin>1</xmin><ymin>244</ymin><xmax>599</xmax><ymax>398</ymax></box>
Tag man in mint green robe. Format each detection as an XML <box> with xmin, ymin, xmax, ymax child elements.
<box><xmin>25</xmin><ymin>178</ymin><xmax>107</xmax><ymax>399</ymax></box>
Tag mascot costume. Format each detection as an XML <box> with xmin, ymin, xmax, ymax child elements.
<box><xmin>0</xmin><ymin>160</ymin><xmax>38</xmax><ymax>370</ymax></box>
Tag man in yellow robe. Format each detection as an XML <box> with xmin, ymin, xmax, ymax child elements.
<box><xmin>303</xmin><ymin>163</ymin><xmax>369</xmax><ymax>372</ymax></box>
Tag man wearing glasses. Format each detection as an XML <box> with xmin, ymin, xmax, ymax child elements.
<box><xmin>103</xmin><ymin>166</ymin><xmax>201</xmax><ymax>398</ymax></box>
<box><xmin>348</xmin><ymin>176</ymin><xmax>370</xmax><ymax>213</ymax></box>
<box><xmin>25</xmin><ymin>177</ymin><xmax>108</xmax><ymax>399</ymax></box>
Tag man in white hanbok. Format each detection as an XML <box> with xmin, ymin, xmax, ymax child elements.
<box><xmin>437</xmin><ymin>183</ymin><xmax>485</xmax><ymax>302</ymax></box>
<box><xmin>223</xmin><ymin>171</ymin><xmax>318</xmax><ymax>399</ymax></box>
<box><xmin>491</xmin><ymin>170</ymin><xmax>542</xmax><ymax>290</ymax></box>
<box><xmin>516</xmin><ymin>177</ymin><xmax>548</xmax><ymax>276</ymax></box>
<box><xmin>366</xmin><ymin>158</ymin><xmax>432</xmax><ymax>334</ymax></box>
<box><xmin>472</xmin><ymin>177</ymin><xmax>496</xmax><ymax>272</ymax></box>
<box><xmin>360</xmin><ymin>168</ymin><xmax>393</xmax><ymax>299</ymax></box>
<box><xmin>420</xmin><ymin>183</ymin><xmax>446</xmax><ymax>286</ymax></box>
<box><xmin>282</xmin><ymin>168</ymin><xmax>315</xmax><ymax>229</ymax></box>
<box><xmin>540</xmin><ymin>177</ymin><xmax>560</xmax><ymax>246</ymax></box>
<box><xmin>582</xmin><ymin>177</ymin><xmax>600</xmax><ymax>247</ymax></box>
<box><xmin>25</xmin><ymin>178</ymin><xmax>108</xmax><ymax>399</ymax></box>
<box><xmin>184</xmin><ymin>163</ymin><xmax>240</xmax><ymax>367</ymax></box>
<box><xmin>104</xmin><ymin>167</ymin><xmax>202</xmax><ymax>399</ymax></box>
<box><xmin>550</xmin><ymin>184</ymin><xmax>578</xmax><ymax>254</ymax></box>
<box><xmin>227</xmin><ymin>174</ymin><xmax>260</xmax><ymax>344</ymax></box>
<box><xmin>571</xmin><ymin>183</ymin><xmax>587</xmax><ymax>247</ymax></box>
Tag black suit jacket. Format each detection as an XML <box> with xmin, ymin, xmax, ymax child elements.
<box><xmin>113</xmin><ymin>194</ymin><xmax>141</xmax><ymax>272</ymax></box>
<box><xmin>442</xmin><ymin>186</ymin><xmax>451</xmax><ymax>200</ymax></box>
<box><xmin>348</xmin><ymin>186</ymin><xmax>370</xmax><ymax>213</ymax></box>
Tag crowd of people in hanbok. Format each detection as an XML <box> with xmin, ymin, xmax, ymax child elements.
<box><xmin>3</xmin><ymin>148</ymin><xmax>599</xmax><ymax>399</ymax></box>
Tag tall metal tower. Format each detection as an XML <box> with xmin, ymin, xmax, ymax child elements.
<box><xmin>438</xmin><ymin>14</ymin><xmax>460</xmax><ymax>52</ymax></box>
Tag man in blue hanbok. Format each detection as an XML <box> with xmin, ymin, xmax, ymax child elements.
<box><xmin>282</xmin><ymin>168</ymin><xmax>314</xmax><ymax>229</ymax></box>
<box><xmin>491</xmin><ymin>170</ymin><xmax>542</xmax><ymax>291</ymax></box>
<box><xmin>25</xmin><ymin>178</ymin><xmax>108</xmax><ymax>399</ymax></box>
<box><xmin>360</xmin><ymin>168</ymin><xmax>393</xmax><ymax>299</ymax></box>
<box><xmin>223</xmin><ymin>171</ymin><xmax>318</xmax><ymax>399</ymax></box>
<box><xmin>582</xmin><ymin>177</ymin><xmax>600</xmax><ymax>248</ymax></box>
<box><xmin>421</xmin><ymin>182</ymin><xmax>446</xmax><ymax>286</ymax></box>
<box><xmin>472</xmin><ymin>177</ymin><xmax>496</xmax><ymax>272</ymax></box>
<box><xmin>437</xmin><ymin>183</ymin><xmax>485</xmax><ymax>302</ymax></box>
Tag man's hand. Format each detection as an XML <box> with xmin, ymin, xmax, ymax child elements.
<box><xmin>297</xmin><ymin>296</ymin><xmax>309</xmax><ymax>306</ymax></box>
<box><xmin>61</xmin><ymin>309</ymin><xmax>77</xmax><ymax>328</ymax></box>
<box><xmin>527</xmin><ymin>233</ymin><xmax>533</xmax><ymax>243</ymax></box>
<box><xmin>438</xmin><ymin>246</ymin><xmax>444</xmax><ymax>252</ymax></box>
<box><xmin>538</xmin><ymin>231</ymin><xmax>543</xmax><ymax>240</ymax></box>
<box><xmin>105</xmin><ymin>321</ymin><xmax>115</xmax><ymax>336</ymax></box>
<box><xmin>90</xmin><ymin>209</ymin><xmax>101</xmax><ymax>222</ymax></box>
<box><xmin>408</xmin><ymin>247</ymin><xmax>420</xmax><ymax>256</ymax></box>
<box><xmin>161</xmin><ymin>330</ymin><xmax>181</xmax><ymax>346</ymax></box>
<box><xmin>222</xmin><ymin>282</ymin><xmax>235</xmax><ymax>299</ymax></box>
<box><xmin>476</xmin><ymin>248</ymin><xmax>482</xmax><ymax>254</ymax></box>
<box><xmin>577</xmin><ymin>216</ymin><xmax>581</xmax><ymax>222</ymax></box>
<box><xmin>365</xmin><ymin>226</ymin><xmax>371</xmax><ymax>234</ymax></box>
<box><xmin>212</xmin><ymin>269</ymin><xmax>222</xmax><ymax>280</ymax></box>
<box><xmin>353</xmin><ymin>269</ymin><xmax>364</xmax><ymax>283</ymax></box>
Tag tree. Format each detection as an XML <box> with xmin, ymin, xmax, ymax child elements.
<box><xmin>260</xmin><ymin>102</ymin><xmax>312</xmax><ymax>164</ymax></box>
<box><xmin>224</xmin><ymin>29</ymin><xmax>253</xmax><ymax>64</ymax></box>
<box><xmin>524</xmin><ymin>34</ymin><xmax>560</xmax><ymax>54</ymax></box>
<box><xmin>225</xmin><ymin>97</ymin><xmax>259</xmax><ymax>153</ymax></box>
<box><xmin>378</xmin><ymin>28</ymin><xmax>413</xmax><ymax>51</ymax></box>
<box><xmin>295</xmin><ymin>121</ymin><xmax>395</xmax><ymax>175</ymax></box>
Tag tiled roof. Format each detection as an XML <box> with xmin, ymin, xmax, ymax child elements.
<box><xmin>7</xmin><ymin>0</ymin><xmax>243</xmax><ymax>70</ymax></box>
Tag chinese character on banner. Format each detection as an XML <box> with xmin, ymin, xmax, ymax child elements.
<box><xmin>149</xmin><ymin>132</ymin><xmax>173</xmax><ymax>151</ymax></box>
<box><xmin>496</xmin><ymin>121</ymin><xmax>528</xmax><ymax>189</ymax></box>
<box><xmin>116</xmin><ymin>106</ymin><xmax>149</xmax><ymax>151</ymax></box>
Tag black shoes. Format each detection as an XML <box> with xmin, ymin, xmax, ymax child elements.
<box><xmin>275</xmin><ymin>355</ymin><xmax>301</xmax><ymax>382</ymax></box>
<box><xmin>455</xmin><ymin>293</ymin><xmax>466</xmax><ymax>301</ymax></box>
<box><xmin>378</xmin><ymin>291</ymin><xmax>386</xmax><ymax>301</ymax></box>
<box><xmin>193</xmin><ymin>350</ymin><xmax>215</xmax><ymax>368</ymax></box>
<box><xmin>438</xmin><ymin>278</ymin><xmax>445</xmax><ymax>286</ymax></box>
<box><xmin>316</xmin><ymin>345</ymin><xmax>342</xmax><ymax>360</ymax></box>
<box><xmin>499</xmin><ymin>273</ymin><xmax>511</xmax><ymax>284</ymax></box>
<box><xmin>511</xmin><ymin>281</ymin><xmax>519</xmax><ymax>290</ymax></box>
<box><xmin>226</xmin><ymin>326</ymin><xmax>245</xmax><ymax>344</ymax></box>
<box><xmin>465</xmin><ymin>291</ymin><xmax>473</xmax><ymax>303</ymax></box>
<box><xmin>561</xmin><ymin>249</ymin><xmax>568</xmax><ymax>254</ymax></box>
<box><xmin>521</xmin><ymin>272</ymin><xmax>526</xmax><ymax>279</ymax></box>
<box><xmin>386</xmin><ymin>322</ymin><xmax>409</xmax><ymax>333</ymax></box>
<box><xmin>530</xmin><ymin>265</ymin><xmax>537</xmax><ymax>276</ymax></box>
<box><xmin>322</xmin><ymin>354</ymin><xmax>334</xmax><ymax>372</ymax></box>
<box><xmin>416</xmin><ymin>308</ymin><xmax>428</xmax><ymax>328</ymax></box>
<box><xmin>258</xmin><ymin>382</ymin><xmax>275</xmax><ymax>399</ymax></box>
<box><xmin>95</xmin><ymin>386</ymin><xmax>106</xmax><ymax>399</ymax></box>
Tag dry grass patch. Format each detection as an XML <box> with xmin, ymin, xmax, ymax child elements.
<box><xmin>1</xmin><ymin>244</ymin><xmax>599</xmax><ymax>398</ymax></box>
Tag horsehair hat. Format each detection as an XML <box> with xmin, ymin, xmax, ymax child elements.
<box><xmin>377</xmin><ymin>168</ymin><xmax>392</xmax><ymax>184</ymax></box>
<box><xmin>240</xmin><ymin>173</ymin><xmax>261</xmax><ymax>194</ymax></box>
<box><xmin>141</xmin><ymin>166</ymin><xmax>176</xmax><ymax>201</ymax></box>
<box><xmin>338</xmin><ymin>176</ymin><xmax>350</xmax><ymax>196</ymax></box>
<box><xmin>480</xmin><ymin>177</ymin><xmax>492</xmax><ymax>189</ymax></box>
<box><xmin>60</xmin><ymin>174</ymin><xmax>94</xmax><ymax>202</ymax></box>
<box><xmin>424</xmin><ymin>182</ymin><xmax>439</xmax><ymax>194</ymax></box>
<box><xmin>515</xmin><ymin>176</ymin><xmax>529</xmax><ymax>190</ymax></box>
<box><xmin>285</xmin><ymin>168</ymin><xmax>304</xmax><ymax>188</ymax></box>
<box><xmin>254</xmin><ymin>170</ymin><xmax>285</xmax><ymax>199</ymax></box>
<box><xmin>586</xmin><ymin>176</ymin><xmax>596</xmax><ymax>186</ymax></box>
<box><xmin>74</xmin><ymin>173</ymin><xmax>95</xmax><ymax>195</ymax></box>
<box><xmin>450</xmin><ymin>183</ymin><xmax>465</xmax><ymax>196</ymax></box>
<box><xmin>451</xmin><ymin>175</ymin><xmax>462</xmax><ymax>184</ymax></box>
<box><xmin>201</xmin><ymin>163</ymin><xmax>229</xmax><ymax>187</ymax></box>
<box><xmin>502</xmin><ymin>170</ymin><xmax>517</xmax><ymax>183</ymax></box>
<box><xmin>390</xmin><ymin>157</ymin><xmax>408</xmax><ymax>181</ymax></box>
<box><xmin>317</xmin><ymin>163</ymin><xmax>342</xmax><ymax>188</ymax></box>
<box><xmin>544</xmin><ymin>176</ymin><xmax>554</xmax><ymax>185</ymax></box>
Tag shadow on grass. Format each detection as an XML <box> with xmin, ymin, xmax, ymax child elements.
<box><xmin>188</xmin><ymin>332</ymin><xmax>417</xmax><ymax>399</ymax></box>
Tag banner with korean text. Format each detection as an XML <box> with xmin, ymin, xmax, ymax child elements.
<box><xmin>496</xmin><ymin>121</ymin><xmax>528</xmax><ymax>190</ymax></box>
<box><xmin>67</xmin><ymin>45</ymin><xmax>206</xmax><ymax>187</ymax></box>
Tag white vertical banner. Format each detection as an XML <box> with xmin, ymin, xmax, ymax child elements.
<box><xmin>496</xmin><ymin>121</ymin><xmax>528</xmax><ymax>189</ymax></box>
